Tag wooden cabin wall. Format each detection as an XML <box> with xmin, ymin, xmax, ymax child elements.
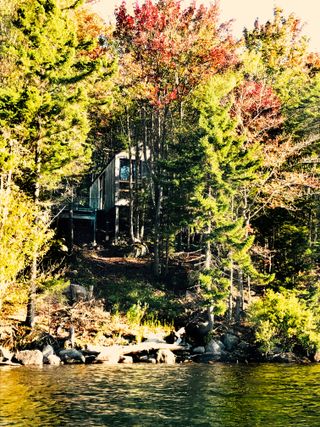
<box><xmin>105</xmin><ymin>157</ymin><xmax>115</xmax><ymax>211</ymax></box>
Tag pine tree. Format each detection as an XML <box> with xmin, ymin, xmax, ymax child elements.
<box><xmin>190</xmin><ymin>74</ymin><xmax>262</xmax><ymax>321</ymax></box>
<box><xmin>0</xmin><ymin>0</ymin><xmax>115</xmax><ymax>325</ymax></box>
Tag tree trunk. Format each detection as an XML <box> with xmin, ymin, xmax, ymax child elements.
<box><xmin>204</xmin><ymin>185</ymin><xmax>212</xmax><ymax>270</ymax></box>
<box><xmin>127</xmin><ymin>110</ymin><xmax>135</xmax><ymax>243</ymax></box>
<box><xmin>26</xmin><ymin>140</ymin><xmax>41</xmax><ymax>328</ymax></box>
<box><xmin>228</xmin><ymin>257</ymin><xmax>234</xmax><ymax>322</ymax></box>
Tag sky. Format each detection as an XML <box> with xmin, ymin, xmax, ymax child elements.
<box><xmin>88</xmin><ymin>0</ymin><xmax>320</xmax><ymax>52</ymax></box>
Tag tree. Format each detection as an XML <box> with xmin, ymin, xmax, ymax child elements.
<box><xmin>0</xmin><ymin>184</ymin><xmax>52</xmax><ymax>311</ymax></box>
<box><xmin>242</xmin><ymin>8</ymin><xmax>320</xmax><ymax>289</ymax></box>
<box><xmin>0</xmin><ymin>0</ymin><xmax>115</xmax><ymax>326</ymax></box>
<box><xmin>166</xmin><ymin>73</ymin><xmax>263</xmax><ymax>323</ymax></box>
<box><xmin>115</xmin><ymin>0</ymin><xmax>237</xmax><ymax>273</ymax></box>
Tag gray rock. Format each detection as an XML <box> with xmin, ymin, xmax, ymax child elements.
<box><xmin>47</xmin><ymin>354</ymin><xmax>61</xmax><ymax>366</ymax></box>
<box><xmin>193</xmin><ymin>346</ymin><xmax>205</xmax><ymax>354</ymax></box>
<box><xmin>69</xmin><ymin>284</ymin><xmax>89</xmax><ymax>302</ymax></box>
<box><xmin>59</xmin><ymin>349</ymin><xmax>85</xmax><ymax>364</ymax></box>
<box><xmin>222</xmin><ymin>333</ymin><xmax>240</xmax><ymax>351</ymax></box>
<box><xmin>205</xmin><ymin>339</ymin><xmax>225</xmax><ymax>355</ymax></box>
<box><xmin>157</xmin><ymin>349</ymin><xmax>176</xmax><ymax>364</ymax></box>
<box><xmin>0</xmin><ymin>346</ymin><xmax>12</xmax><ymax>362</ymax></box>
<box><xmin>15</xmin><ymin>350</ymin><xmax>43</xmax><ymax>366</ymax></box>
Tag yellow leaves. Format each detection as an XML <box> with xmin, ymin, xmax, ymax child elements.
<box><xmin>0</xmin><ymin>183</ymin><xmax>53</xmax><ymax>307</ymax></box>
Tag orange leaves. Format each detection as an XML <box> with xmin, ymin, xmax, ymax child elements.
<box><xmin>76</xmin><ymin>7</ymin><xmax>112</xmax><ymax>60</ymax></box>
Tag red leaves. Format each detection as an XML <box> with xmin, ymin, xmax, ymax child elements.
<box><xmin>115</xmin><ymin>0</ymin><xmax>238</xmax><ymax>109</ymax></box>
<box><xmin>232</xmin><ymin>80</ymin><xmax>283</xmax><ymax>142</ymax></box>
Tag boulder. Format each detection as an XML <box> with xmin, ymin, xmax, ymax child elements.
<box><xmin>269</xmin><ymin>352</ymin><xmax>298</xmax><ymax>363</ymax></box>
<box><xmin>47</xmin><ymin>354</ymin><xmax>61</xmax><ymax>366</ymax></box>
<box><xmin>59</xmin><ymin>349</ymin><xmax>85</xmax><ymax>364</ymax></box>
<box><xmin>68</xmin><ymin>284</ymin><xmax>89</xmax><ymax>302</ymax></box>
<box><xmin>192</xmin><ymin>346</ymin><xmax>205</xmax><ymax>354</ymax></box>
<box><xmin>222</xmin><ymin>333</ymin><xmax>240</xmax><ymax>352</ymax></box>
<box><xmin>205</xmin><ymin>339</ymin><xmax>224</xmax><ymax>355</ymax></box>
<box><xmin>95</xmin><ymin>346</ymin><xmax>122</xmax><ymax>364</ymax></box>
<box><xmin>313</xmin><ymin>351</ymin><xmax>320</xmax><ymax>362</ymax></box>
<box><xmin>15</xmin><ymin>350</ymin><xmax>43</xmax><ymax>366</ymax></box>
<box><xmin>0</xmin><ymin>346</ymin><xmax>12</xmax><ymax>362</ymax></box>
<box><xmin>119</xmin><ymin>356</ymin><xmax>133</xmax><ymax>364</ymax></box>
<box><xmin>42</xmin><ymin>344</ymin><xmax>54</xmax><ymax>362</ymax></box>
<box><xmin>157</xmin><ymin>349</ymin><xmax>176</xmax><ymax>364</ymax></box>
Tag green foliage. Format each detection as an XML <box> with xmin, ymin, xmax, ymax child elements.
<box><xmin>101</xmin><ymin>278</ymin><xmax>182</xmax><ymax>322</ymax></box>
<box><xmin>126</xmin><ymin>301</ymin><xmax>148</xmax><ymax>327</ymax></box>
<box><xmin>0</xmin><ymin>184</ymin><xmax>53</xmax><ymax>309</ymax></box>
<box><xmin>197</xmin><ymin>269</ymin><xmax>229</xmax><ymax>316</ymax></box>
<box><xmin>248</xmin><ymin>289</ymin><xmax>320</xmax><ymax>354</ymax></box>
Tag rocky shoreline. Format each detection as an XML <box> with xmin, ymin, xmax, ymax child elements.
<box><xmin>1</xmin><ymin>326</ymin><xmax>318</xmax><ymax>367</ymax></box>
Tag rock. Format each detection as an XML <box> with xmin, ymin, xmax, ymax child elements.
<box><xmin>205</xmin><ymin>339</ymin><xmax>225</xmax><ymax>355</ymax></box>
<box><xmin>68</xmin><ymin>284</ymin><xmax>89</xmax><ymax>302</ymax></box>
<box><xmin>59</xmin><ymin>349</ymin><xmax>85</xmax><ymax>364</ymax></box>
<box><xmin>157</xmin><ymin>349</ymin><xmax>176</xmax><ymax>364</ymax></box>
<box><xmin>269</xmin><ymin>352</ymin><xmax>298</xmax><ymax>363</ymax></box>
<box><xmin>85</xmin><ymin>344</ymin><xmax>108</xmax><ymax>354</ymax></box>
<box><xmin>95</xmin><ymin>346</ymin><xmax>121</xmax><ymax>364</ymax></box>
<box><xmin>42</xmin><ymin>344</ymin><xmax>54</xmax><ymax>362</ymax></box>
<box><xmin>15</xmin><ymin>350</ymin><xmax>43</xmax><ymax>366</ymax></box>
<box><xmin>120</xmin><ymin>356</ymin><xmax>133</xmax><ymax>364</ymax></box>
<box><xmin>313</xmin><ymin>350</ymin><xmax>320</xmax><ymax>362</ymax></box>
<box><xmin>143</xmin><ymin>332</ymin><xmax>167</xmax><ymax>344</ymax></box>
<box><xmin>165</xmin><ymin>327</ymin><xmax>185</xmax><ymax>345</ymax></box>
<box><xmin>0</xmin><ymin>360</ymin><xmax>21</xmax><ymax>366</ymax></box>
<box><xmin>84</xmin><ymin>355</ymin><xmax>97</xmax><ymax>364</ymax></box>
<box><xmin>0</xmin><ymin>346</ymin><xmax>12</xmax><ymax>362</ymax></box>
<box><xmin>139</xmin><ymin>355</ymin><xmax>156</xmax><ymax>364</ymax></box>
<box><xmin>238</xmin><ymin>340</ymin><xmax>250</xmax><ymax>351</ymax></box>
<box><xmin>192</xmin><ymin>346</ymin><xmax>205</xmax><ymax>354</ymax></box>
<box><xmin>222</xmin><ymin>333</ymin><xmax>240</xmax><ymax>351</ymax></box>
<box><xmin>47</xmin><ymin>354</ymin><xmax>61</xmax><ymax>366</ymax></box>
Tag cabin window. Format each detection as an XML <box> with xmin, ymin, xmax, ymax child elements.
<box><xmin>120</xmin><ymin>159</ymin><xmax>136</xmax><ymax>181</ymax></box>
<box><xmin>119</xmin><ymin>158</ymin><xmax>148</xmax><ymax>181</ymax></box>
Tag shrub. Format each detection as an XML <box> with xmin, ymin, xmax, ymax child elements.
<box><xmin>248</xmin><ymin>289</ymin><xmax>320</xmax><ymax>355</ymax></box>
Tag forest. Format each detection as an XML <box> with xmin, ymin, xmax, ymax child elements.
<box><xmin>0</xmin><ymin>0</ymin><xmax>320</xmax><ymax>360</ymax></box>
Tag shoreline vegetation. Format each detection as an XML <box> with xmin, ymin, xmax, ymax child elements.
<box><xmin>1</xmin><ymin>1</ymin><xmax>320</xmax><ymax>368</ymax></box>
<box><xmin>1</xmin><ymin>247</ymin><xmax>319</xmax><ymax>367</ymax></box>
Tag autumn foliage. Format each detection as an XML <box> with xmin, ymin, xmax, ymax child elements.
<box><xmin>115</xmin><ymin>0</ymin><xmax>238</xmax><ymax>107</ymax></box>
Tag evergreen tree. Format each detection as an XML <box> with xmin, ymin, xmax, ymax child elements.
<box><xmin>171</xmin><ymin>74</ymin><xmax>262</xmax><ymax>321</ymax></box>
<box><xmin>0</xmin><ymin>0</ymin><xmax>115</xmax><ymax>325</ymax></box>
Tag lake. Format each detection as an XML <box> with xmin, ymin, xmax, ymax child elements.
<box><xmin>1</xmin><ymin>363</ymin><xmax>320</xmax><ymax>426</ymax></box>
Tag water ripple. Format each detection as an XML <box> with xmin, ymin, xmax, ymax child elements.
<box><xmin>1</xmin><ymin>363</ymin><xmax>320</xmax><ymax>426</ymax></box>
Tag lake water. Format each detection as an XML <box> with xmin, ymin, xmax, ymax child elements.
<box><xmin>1</xmin><ymin>363</ymin><xmax>320</xmax><ymax>426</ymax></box>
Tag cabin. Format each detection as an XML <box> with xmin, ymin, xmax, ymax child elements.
<box><xmin>57</xmin><ymin>147</ymin><xmax>149</xmax><ymax>246</ymax></box>
<box><xmin>89</xmin><ymin>147</ymin><xmax>149</xmax><ymax>242</ymax></box>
